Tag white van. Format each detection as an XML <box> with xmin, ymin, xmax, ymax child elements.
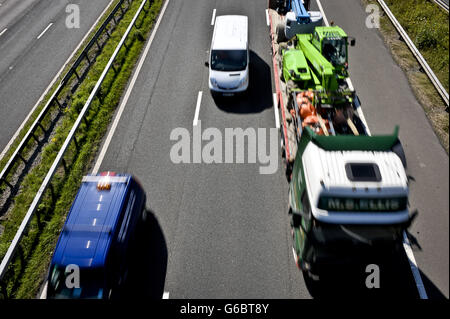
<box><xmin>207</xmin><ymin>15</ymin><xmax>249</xmax><ymax>96</ymax></box>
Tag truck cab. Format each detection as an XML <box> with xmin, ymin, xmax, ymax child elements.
<box><xmin>46</xmin><ymin>172</ymin><xmax>147</xmax><ymax>299</ymax></box>
<box><xmin>310</xmin><ymin>26</ymin><xmax>355</xmax><ymax>79</ymax></box>
<box><xmin>288</xmin><ymin>127</ymin><xmax>416</xmax><ymax>276</ymax></box>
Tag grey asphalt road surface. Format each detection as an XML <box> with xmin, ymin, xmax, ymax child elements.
<box><xmin>318</xmin><ymin>0</ymin><xmax>448</xmax><ymax>299</ymax></box>
<box><xmin>94</xmin><ymin>0</ymin><xmax>447</xmax><ymax>299</ymax></box>
<box><xmin>0</xmin><ymin>0</ymin><xmax>114</xmax><ymax>153</ymax></box>
<box><xmin>98</xmin><ymin>0</ymin><xmax>309</xmax><ymax>299</ymax></box>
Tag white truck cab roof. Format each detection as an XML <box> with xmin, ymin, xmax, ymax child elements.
<box><xmin>301</xmin><ymin>142</ymin><xmax>409</xmax><ymax>224</ymax></box>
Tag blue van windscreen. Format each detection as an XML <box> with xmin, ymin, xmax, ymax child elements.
<box><xmin>47</xmin><ymin>265</ymin><xmax>105</xmax><ymax>299</ymax></box>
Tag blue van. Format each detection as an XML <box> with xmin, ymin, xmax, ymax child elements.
<box><xmin>46</xmin><ymin>172</ymin><xmax>147</xmax><ymax>299</ymax></box>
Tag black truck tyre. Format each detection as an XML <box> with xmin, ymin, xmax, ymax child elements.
<box><xmin>276</xmin><ymin>23</ymin><xmax>286</xmax><ymax>43</ymax></box>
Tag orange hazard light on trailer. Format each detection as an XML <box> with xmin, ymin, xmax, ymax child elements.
<box><xmin>97</xmin><ymin>171</ymin><xmax>116</xmax><ymax>191</ymax></box>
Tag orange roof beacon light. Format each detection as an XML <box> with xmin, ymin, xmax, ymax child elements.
<box><xmin>97</xmin><ymin>171</ymin><xmax>116</xmax><ymax>191</ymax></box>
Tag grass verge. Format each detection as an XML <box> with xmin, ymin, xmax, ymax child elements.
<box><xmin>0</xmin><ymin>0</ymin><xmax>163</xmax><ymax>298</ymax></box>
<box><xmin>0</xmin><ymin>0</ymin><xmax>122</xmax><ymax>189</ymax></box>
<box><xmin>362</xmin><ymin>0</ymin><xmax>448</xmax><ymax>152</ymax></box>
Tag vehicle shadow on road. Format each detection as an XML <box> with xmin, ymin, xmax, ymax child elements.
<box><xmin>122</xmin><ymin>210</ymin><xmax>168</xmax><ymax>299</ymax></box>
<box><xmin>212</xmin><ymin>50</ymin><xmax>273</xmax><ymax>114</ymax></box>
<box><xmin>302</xmin><ymin>246</ymin><xmax>432</xmax><ymax>299</ymax></box>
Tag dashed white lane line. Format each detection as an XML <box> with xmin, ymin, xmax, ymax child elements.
<box><xmin>211</xmin><ymin>9</ymin><xmax>216</xmax><ymax>26</ymax></box>
<box><xmin>193</xmin><ymin>91</ymin><xmax>203</xmax><ymax>126</ymax></box>
<box><xmin>37</xmin><ymin>22</ymin><xmax>53</xmax><ymax>40</ymax></box>
<box><xmin>315</xmin><ymin>0</ymin><xmax>329</xmax><ymax>26</ymax></box>
<box><xmin>273</xmin><ymin>93</ymin><xmax>280</xmax><ymax>128</ymax></box>
<box><xmin>92</xmin><ymin>0</ymin><xmax>170</xmax><ymax>174</ymax></box>
<box><xmin>265</xmin><ymin>9</ymin><xmax>270</xmax><ymax>26</ymax></box>
<box><xmin>0</xmin><ymin>28</ymin><xmax>7</xmax><ymax>37</ymax></box>
<box><xmin>316</xmin><ymin>0</ymin><xmax>427</xmax><ymax>299</ymax></box>
<box><xmin>163</xmin><ymin>291</ymin><xmax>170</xmax><ymax>299</ymax></box>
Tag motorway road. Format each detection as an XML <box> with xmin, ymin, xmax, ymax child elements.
<box><xmin>94</xmin><ymin>0</ymin><xmax>448</xmax><ymax>299</ymax></box>
<box><xmin>0</xmin><ymin>0</ymin><xmax>114</xmax><ymax>153</ymax></box>
<box><xmin>317</xmin><ymin>0</ymin><xmax>449</xmax><ymax>299</ymax></box>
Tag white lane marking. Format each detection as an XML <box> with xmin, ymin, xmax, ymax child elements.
<box><xmin>273</xmin><ymin>93</ymin><xmax>280</xmax><ymax>128</ymax></box>
<box><xmin>403</xmin><ymin>232</ymin><xmax>428</xmax><ymax>299</ymax></box>
<box><xmin>40</xmin><ymin>281</ymin><xmax>48</xmax><ymax>299</ymax></box>
<box><xmin>315</xmin><ymin>0</ymin><xmax>329</xmax><ymax>26</ymax></box>
<box><xmin>0</xmin><ymin>28</ymin><xmax>7</xmax><ymax>37</ymax></box>
<box><xmin>318</xmin><ymin>0</ymin><xmax>427</xmax><ymax>299</ymax></box>
<box><xmin>37</xmin><ymin>22</ymin><xmax>53</xmax><ymax>39</ymax></box>
<box><xmin>92</xmin><ymin>0</ymin><xmax>170</xmax><ymax>174</ymax></box>
<box><xmin>347</xmin><ymin>77</ymin><xmax>372</xmax><ymax>135</ymax></box>
<box><xmin>211</xmin><ymin>9</ymin><xmax>216</xmax><ymax>26</ymax></box>
<box><xmin>265</xmin><ymin>9</ymin><xmax>270</xmax><ymax>26</ymax></box>
<box><xmin>193</xmin><ymin>91</ymin><xmax>203</xmax><ymax>126</ymax></box>
<box><xmin>0</xmin><ymin>0</ymin><xmax>117</xmax><ymax>164</ymax></box>
<box><xmin>163</xmin><ymin>291</ymin><xmax>170</xmax><ymax>299</ymax></box>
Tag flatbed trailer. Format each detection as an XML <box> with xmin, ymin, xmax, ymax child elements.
<box><xmin>267</xmin><ymin>6</ymin><xmax>375</xmax><ymax>178</ymax></box>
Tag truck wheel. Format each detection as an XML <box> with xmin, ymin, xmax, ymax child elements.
<box><xmin>392</xmin><ymin>139</ymin><xmax>407</xmax><ymax>169</ymax></box>
<box><xmin>285</xmin><ymin>161</ymin><xmax>292</xmax><ymax>182</ymax></box>
<box><xmin>268</xmin><ymin>0</ymin><xmax>278</xmax><ymax>10</ymax></box>
<box><xmin>276</xmin><ymin>23</ymin><xmax>286</xmax><ymax>43</ymax></box>
<box><xmin>278</xmin><ymin>42</ymin><xmax>287</xmax><ymax>56</ymax></box>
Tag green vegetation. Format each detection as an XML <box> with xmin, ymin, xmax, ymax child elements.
<box><xmin>0</xmin><ymin>0</ymin><xmax>123</xmax><ymax>177</ymax></box>
<box><xmin>0</xmin><ymin>0</ymin><xmax>163</xmax><ymax>298</ymax></box>
<box><xmin>384</xmin><ymin>0</ymin><xmax>449</xmax><ymax>92</ymax></box>
<box><xmin>362</xmin><ymin>0</ymin><xmax>448</xmax><ymax>152</ymax></box>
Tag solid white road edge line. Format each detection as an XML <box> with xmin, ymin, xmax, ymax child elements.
<box><xmin>265</xmin><ymin>9</ymin><xmax>270</xmax><ymax>26</ymax></box>
<box><xmin>163</xmin><ymin>291</ymin><xmax>170</xmax><ymax>299</ymax></box>
<box><xmin>0</xmin><ymin>28</ymin><xmax>7</xmax><ymax>37</ymax></box>
<box><xmin>0</xmin><ymin>0</ymin><xmax>117</xmax><ymax>163</ymax></box>
<box><xmin>37</xmin><ymin>22</ymin><xmax>53</xmax><ymax>39</ymax></box>
<box><xmin>92</xmin><ymin>0</ymin><xmax>170</xmax><ymax>174</ymax></box>
<box><xmin>193</xmin><ymin>91</ymin><xmax>203</xmax><ymax>127</ymax></box>
<box><xmin>403</xmin><ymin>232</ymin><xmax>428</xmax><ymax>299</ymax></box>
<box><xmin>211</xmin><ymin>9</ymin><xmax>216</xmax><ymax>26</ymax></box>
<box><xmin>273</xmin><ymin>93</ymin><xmax>280</xmax><ymax>128</ymax></box>
<box><xmin>316</xmin><ymin>0</ymin><xmax>427</xmax><ymax>299</ymax></box>
<box><xmin>39</xmin><ymin>281</ymin><xmax>48</xmax><ymax>299</ymax></box>
<box><xmin>315</xmin><ymin>0</ymin><xmax>329</xmax><ymax>26</ymax></box>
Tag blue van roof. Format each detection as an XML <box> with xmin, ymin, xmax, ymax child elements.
<box><xmin>51</xmin><ymin>174</ymin><xmax>132</xmax><ymax>269</ymax></box>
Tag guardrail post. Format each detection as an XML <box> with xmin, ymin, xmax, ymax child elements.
<box><xmin>120</xmin><ymin>2</ymin><xmax>126</xmax><ymax>15</ymax></box>
<box><xmin>0</xmin><ymin>280</ymin><xmax>7</xmax><ymax>299</ymax></box>
<box><xmin>62</xmin><ymin>158</ymin><xmax>68</xmax><ymax>173</ymax></box>
<box><xmin>48</xmin><ymin>183</ymin><xmax>56</xmax><ymax>204</ymax></box>
<box><xmin>54</xmin><ymin>98</ymin><xmax>63</xmax><ymax>109</ymax></box>
<box><xmin>83</xmin><ymin>115</ymin><xmax>90</xmax><ymax>129</ymax></box>
<box><xmin>0</xmin><ymin>178</ymin><xmax>13</xmax><ymax>190</ymax></box>
<box><xmin>37</xmin><ymin>123</ymin><xmax>47</xmax><ymax>134</ymax></box>
<box><xmin>18</xmin><ymin>245</ymin><xmax>25</xmax><ymax>269</ymax></box>
<box><xmin>95</xmin><ymin>38</ymin><xmax>102</xmax><ymax>51</ymax></box>
<box><xmin>84</xmin><ymin>51</ymin><xmax>91</xmax><ymax>65</ymax></box>
<box><xmin>18</xmin><ymin>153</ymin><xmax>28</xmax><ymax>164</ymax></box>
<box><xmin>36</xmin><ymin>208</ymin><xmax>42</xmax><ymax>231</ymax></box>
<box><xmin>73</xmin><ymin>136</ymin><xmax>79</xmax><ymax>150</ymax></box>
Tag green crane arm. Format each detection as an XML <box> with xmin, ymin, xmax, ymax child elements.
<box><xmin>296</xmin><ymin>34</ymin><xmax>338</xmax><ymax>92</ymax></box>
